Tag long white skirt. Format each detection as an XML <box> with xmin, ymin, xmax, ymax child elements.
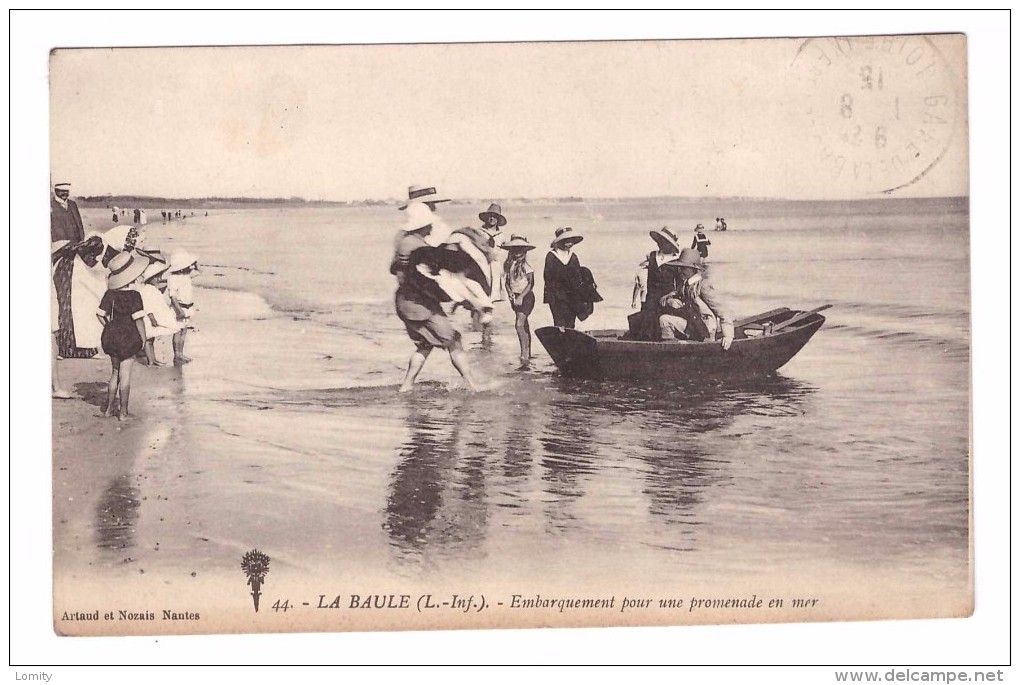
<box><xmin>69</xmin><ymin>256</ymin><xmax>106</xmax><ymax>348</ymax></box>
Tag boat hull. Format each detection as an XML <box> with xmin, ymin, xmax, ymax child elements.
<box><xmin>536</xmin><ymin>310</ymin><xmax>825</xmax><ymax>381</ymax></box>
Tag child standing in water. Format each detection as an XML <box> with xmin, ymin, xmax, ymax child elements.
<box><xmin>96</xmin><ymin>251</ymin><xmax>151</xmax><ymax>420</ymax></box>
<box><xmin>500</xmin><ymin>235</ymin><xmax>537</xmax><ymax>368</ymax></box>
<box><xmin>134</xmin><ymin>257</ymin><xmax>180</xmax><ymax>366</ymax></box>
<box><xmin>165</xmin><ymin>250</ymin><xmax>198</xmax><ymax>365</ymax></box>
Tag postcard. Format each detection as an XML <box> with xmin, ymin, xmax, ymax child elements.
<box><xmin>47</xmin><ymin>33</ymin><xmax>971</xmax><ymax>637</ymax></box>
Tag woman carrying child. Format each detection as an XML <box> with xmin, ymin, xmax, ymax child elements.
<box><xmin>500</xmin><ymin>235</ymin><xmax>537</xmax><ymax>369</ymax></box>
<box><xmin>96</xmin><ymin>251</ymin><xmax>151</xmax><ymax>421</ymax></box>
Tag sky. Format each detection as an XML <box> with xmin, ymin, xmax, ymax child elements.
<box><xmin>47</xmin><ymin>29</ymin><xmax>968</xmax><ymax>202</ymax></box>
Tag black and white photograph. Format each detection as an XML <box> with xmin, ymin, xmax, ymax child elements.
<box><xmin>10</xmin><ymin>9</ymin><xmax>1011</xmax><ymax>675</ymax></box>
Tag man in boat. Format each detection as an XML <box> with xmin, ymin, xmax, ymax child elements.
<box><xmin>657</xmin><ymin>247</ymin><xmax>734</xmax><ymax>350</ymax></box>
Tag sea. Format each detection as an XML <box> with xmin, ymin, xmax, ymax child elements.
<box><xmin>70</xmin><ymin>197</ymin><xmax>971</xmax><ymax>614</ymax></box>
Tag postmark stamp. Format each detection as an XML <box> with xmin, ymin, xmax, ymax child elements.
<box><xmin>789</xmin><ymin>35</ymin><xmax>962</xmax><ymax>195</ymax></box>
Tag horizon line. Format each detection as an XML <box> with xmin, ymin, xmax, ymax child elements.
<box><xmin>72</xmin><ymin>193</ymin><xmax>970</xmax><ymax>204</ymax></box>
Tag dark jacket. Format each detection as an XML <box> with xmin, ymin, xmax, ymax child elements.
<box><xmin>574</xmin><ymin>266</ymin><xmax>603</xmax><ymax>321</ymax></box>
<box><xmin>543</xmin><ymin>251</ymin><xmax>602</xmax><ymax>320</ymax></box>
<box><xmin>628</xmin><ymin>251</ymin><xmax>682</xmax><ymax>340</ymax></box>
<box><xmin>642</xmin><ymin>251</ymin><xmax>680</xmax><ymax>314</ymax></box>
<box><xmin>51</xmin><ymin>197</ymin><xmax>85</xmax><ymax>243</ymax></box>
<box><xmin>543</xmin><ymin>251</ymin><xmax>581</xmax><ymax>305</ymax></box>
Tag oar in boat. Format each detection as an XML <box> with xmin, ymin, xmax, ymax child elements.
<box><xmin>734</xmin><ymin>307</ymin><xmax>791</xmax><ymax>329</ymax></box>
<box><xmin>768</xmin><ymin>304</ymin><xmax>833</xmax><ymax>334</ymax></box>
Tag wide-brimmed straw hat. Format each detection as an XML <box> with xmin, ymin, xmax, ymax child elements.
<box><xmin>169</xmin><ymin>249</ymin><xmax>199</xmax><ymax>274</ymax></box>
<box><xmin>479</xmin><ymin>203</ymin><xmax>507</xmax><ymax>227</ymax></box>
<box><xmin>695</xmin><ymin>223</ymin><xmax>705</xmax><ymax>231</ymax></box>
<box><xmin>401</xmin><ymin>201</ymin><xmax>435</xmax><ymax>233</ymax></box>
<box><xmin>398</xmin><ymin>185</ymin><xmax>450</xmax><ymax>210</ymax></box>
<box><xmin>649</xmin><ymin>226</ymin><xmax>681</xmax><ymax>252</ymax></box>
<box><xmin>499</xmin><ymin>234</ymin><xmax>535</xmax><ymax>251</ymax></box>
<box><xmin>550</xmin><ymin>226</ymin><xmax>583</xmax><ymax>248</ymax></box>
<box><xmin>136</xmin><ymin>247</ymin><xmax>165</xmax><ymax>264</ymax></box>
<box><xmin>107</xmin><ymin>251</ymin><xmax>151</xmax><ymax>290</ymax></box>
<box><xmin>141</xmin><ymin>259</ymin><xmax>171</xmax><ymax>282</ymax></box>
<box><xmin>674</xmin><ymin>247</ymin><xmax>705</xmax><ymax>269</ymax></box>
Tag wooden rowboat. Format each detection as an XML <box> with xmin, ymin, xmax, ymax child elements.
<box><xmin>535</xmin><ymin>306</ymin><xmax>829</xmax><ymax>381</ymax></box>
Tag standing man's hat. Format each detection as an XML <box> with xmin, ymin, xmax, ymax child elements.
<box><xmin>398</xmin><ymin>185</ymin><xmax>450</xmax><ymax>210</ymax></box>
<box><xmin>674</xmin><ymin>247</ymin><xmax>705</xmax><ymax>269</ymax></box>
<box><xmin>649</xmin><ymin>226</ymin><xmax>681</xmax><ymax>252</ymax></box>
<box><xmin>550</xmin><ymin>226</ymin><xmax>584</xmax><ymax>248</ymax></box>
<box><xmin>695</xmin><ymin>223</ymin><xmax>705</xmax><ymax>230</ymax></box>
<box><xmin>479</xmin><ymin>203</ymin><xmax>507</xmax><ymax>227</ymax></box>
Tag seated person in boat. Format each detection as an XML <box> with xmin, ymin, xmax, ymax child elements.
<box><xmin>626</xmin><ymin>226</ymin><xmax>682</xmax><ymax>340</ymax></box>
<box><xmin>657</xmin><ymin>247</ymin><xmax>735</xmax><ymax>350</ymax></box>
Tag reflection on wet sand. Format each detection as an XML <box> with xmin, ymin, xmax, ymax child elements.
<box><xmin>538</xmin><ymin>403</ymin><xmax>597</xmax><ymax>533</ymax></box>
<box><xmin>384</xmin><ymin>374</ymin><xmax>815</xmax><ymax>564</ymax></box>
<box><xmin>384</xmin><ymin>396</ymin><xmax>492</xmax><ymax>560</ymax></box>
<box><xmin>95</xmin><ymin>473</ymin><xmax>140</xmax><ymax>554</ymax></box>
<box><xmin>639</xmin><ymin>377</ymin><xmax>813</xmax><ymax>541</ymax></box>
<box><xmin>93</xmin><ymin>365</ymin><xmax>191</xmax><ymax>565</ymax></box>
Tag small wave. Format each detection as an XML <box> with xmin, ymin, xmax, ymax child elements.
<box><xmin>828</xmin><ymin>324</ymin><xmax>969</xmax><ymax>355</ymax></box>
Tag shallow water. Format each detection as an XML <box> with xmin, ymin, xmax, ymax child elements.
<box><xmin>71</xmin><ymin>197</ymin><xmax>970</xmax><ymax>597</ymax></box>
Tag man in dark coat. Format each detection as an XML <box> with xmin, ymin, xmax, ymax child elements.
<box><xmin>50</xmin><ymin>183</ymin><xmax>85</xmax><ymax>243</ymax></box>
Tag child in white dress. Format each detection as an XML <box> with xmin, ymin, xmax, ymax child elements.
<box><xmin>133</xmin><ymin>257</ymin><xmax>180</xmax><ymax>366</ymax></box>
<box><xmin>166</xmin><ymin>250</ymin><xmax>199</xmax><ymax>365</ymax></box>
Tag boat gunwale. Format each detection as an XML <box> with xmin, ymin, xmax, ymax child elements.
<box><xmin>574</xmin><ymin>312</ymin><xmax>826</xmax><ymax>350</ymax></box>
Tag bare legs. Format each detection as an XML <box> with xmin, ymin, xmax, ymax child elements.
<box><xmin>102</xmin><ymin>358</ymin><xmax>120</xmax><ymax>417</ymax></box>
<box><xmin>399</xmin><ymin>348</ymin><xmax>431</xmax><ymax>393</ymax></box>
<box><xmin>448</xmin><ymin>344</ymin><xmax>477</xmax><ymax>391</ymax></box>
<box><xmin>515</xmin><ymin>311</ymin><xmax>532</xmax><ymax>368</ymax></box>
<box><xmin>119</xmin><ymin>358</ymin><xmax>136</xmax><ymax>419</ymax></box>
<box><xmin>101</xmin><ymin>356</ymin><xmax>137</xmax><ymax>421</ymax></box>
<box><xmin>173</xmin><ymin>327</ymin><xmax>191</xmax><ymax>365</ymax></box>
<box><xmin>471</xmin><ymin>310</ymin><xmax>493</xmax><ymax>348</ymax></box>
<box><xmin>398</xmin><ymin>340</ymin><xmax>477</xmax><ymax>393</ymax></box>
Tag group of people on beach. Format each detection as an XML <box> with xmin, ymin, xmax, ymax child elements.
<box><xmin>109</xmin><ymin>207</ymin><xmax>147</xmax><ymax>225</ymax></box>
<box><xmin>390</xmin><ymin>184</ymin><xmax>732</xmax><ymax>392</ymax></box>
<box><xmin>51</xmin><ymin>182</ymin><xmax>199</xmax><ymax>420</ymax></box>
<box><xmin>390</xmin><ymin>185</ymin><xmax>604</xmax><ymax>392</ymax></box>
<box><xmin>51</xmin><ymin>180</ymin><xmax>733</xmax><ymax>406</ymax></box>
